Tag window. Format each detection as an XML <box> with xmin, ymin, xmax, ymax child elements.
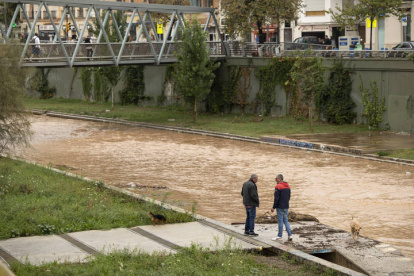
<box><xmin>305</xmin><ymin>11</ymin><xmax>325</xmax><ymax>17</ymax></box>
<box><xmin>305</xmin><ymin>0</ymin><xmax>324</xmax><ymax>11</ymax></box>
<box><xmin>51</xmin><ymin>10</ymin><xmax>57</xmax><ymax>19</ymax></box>
<box><xmin>78</xmin><ymin>8</ymin><xmax>84</xmax><ymax>18</ymax></box>
<box><xmin>304</xmin><ymin>0</ymin><xmax>324</xmax><ymax>17</ymax></box>
<box><xmin>43</xmin><ymin>11</ymin><xmax>49</xmax><ymax>19</ymax></box>
<box><xmin>403</xmin><ymin>12</ymin><xmax>411</xmax><ymax>42</ymax></box>
<box><xmin>30</xmin><ymin>5</ymin><xmax>34</xmax><ymax>19</ymax></box>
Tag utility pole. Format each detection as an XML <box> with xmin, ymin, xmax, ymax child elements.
<box><xmin>66</xmin><ymin>10</ymin><xmax>68</xmax><ymax>39</ymax></box>
<box><xmin>3</xmin><ymin>2</ymin><xmax>7</xmax><ymax>30</ymax></box>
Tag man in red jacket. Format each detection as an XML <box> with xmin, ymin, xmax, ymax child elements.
<box><xmin>270</xmin><ymin>174</ymin><xmax>292</xmax><ymax>241</ymax></box>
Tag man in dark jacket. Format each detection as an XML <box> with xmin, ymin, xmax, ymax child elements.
<box><xmin>241</xmin><ymin>174</ymin><xmax>259</xmax><ymax>236</ymax></box>
<box><xmin>270</xmin><ymin>174</ymin><xmax>292</xmax><ymax>241</ymax></box>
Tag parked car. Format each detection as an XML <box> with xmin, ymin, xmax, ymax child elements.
<box><xmin>285</xmin><ymin>36</ymin><xmax>325</xmax><ymax>50</ymax></box>
<box><xmin>392</xmin><ymin>41</ymin><xmax>414</xmax><ymax>50</ymax></box>
<box><xmin>389</xmin><ymin>41</ymin><xmax>414</xmax><ymax>57</ymax></box>
<box><xmin>293</xmin><ymin>36</ymin><xmax>320</xmax><ymax>44</ymax></box>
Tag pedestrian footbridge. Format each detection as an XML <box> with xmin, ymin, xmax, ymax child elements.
<box><xmin>1</xmin><ymin>0</ymin><xmax>412</xmax><ymax>68</ymax></box>
<box><xmin>0</xmin><ymin>0</ymin><xmax>226</xmax><ymax>67</ymax></box>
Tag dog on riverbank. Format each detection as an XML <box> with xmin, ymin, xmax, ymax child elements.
<box><xmin>350</xmin><ymin>217</ymin><xmax>362</xmax><ymax>240</ymax></box>
<box><xmin>148</xmin><ymin>212</ymin><xmax>166</xmax><ymax>226</ymax></box>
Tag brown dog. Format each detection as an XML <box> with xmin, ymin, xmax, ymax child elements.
<box><xmin>350</xmin><ymin>217</ymin><xmax>362</xmax><ymax>240</ymax></box>
<box><xmin>148</xmin><ymin>212</ymin><xmax>166</xmax><ymax>226</ymax></box>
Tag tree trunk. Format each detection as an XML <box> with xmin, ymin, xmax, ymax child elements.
<box><xmin>193</xmin><ymin>97</ymin><xmax>197</xmax><ymax>122</ymax></box>
<box><xmin>69</xmin><ymin>68</ymin><xmax>78</xmax><ymax>99</ymax></box>
<box><xmin>257</xmin><ymin>20</ymin><xmax>265</xmax><ymax>44</ymax></box>
<box><xmin>309</xmin><ymin>106</ymin><xmax>313</xmax><ymax>132</ymax></box>
<box><xmin>369</xmin><ymin>16</ymin><xmax>373</xmax><ymax>50</ymax></box>
<box><xmin>111</xmin><ymin>86</ymin><xmax>114</xmax><ymax>109</ymax></box>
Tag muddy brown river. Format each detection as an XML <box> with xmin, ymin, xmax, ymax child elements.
<box><xmin>17</xmin><ymin>115</ymin><xmax>414</xmax><ymax>258</ymax></box>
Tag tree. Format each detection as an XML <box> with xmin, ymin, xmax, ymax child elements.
<box><xmin>174</xmin><ymin>18</ymin><xmax>220</xmax><ymax>122</ymax></box>
<box><xmin>99</xmin><ymin>66</ymin><xmax>122</xmax><ymax>109</ymax></box>
<box><xmin>90</xmin><ymin>11</ymin><xmax>125</xmax><ymax>108</ymax></box>
<box><xmin>328</xmin><ymin>0</ymin><xmax>404</xmax><ymax>50</ymax></box>
<box><xmin>220</xmin><ymin>0</ymin><xmax>303</xmax><ymax>43</ymax></box>
<box><xmin>319</xmin><ymin>61</ymin><xmax>356</xmax><ymax>125</ymax></box>
<box><xmin>80</xmin><ymin>68</ymin><xmax>93</xmax><ymax>101</ymax></box>
<box><xmin>0</xmin><ymin>41</ymin><xmax>32</xmax><ymax>153</ymax></box>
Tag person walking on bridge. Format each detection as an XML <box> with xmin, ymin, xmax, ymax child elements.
<box><xmin>30</xmin><ymin>33</ymin><xmax>41</xmax><ymax>60</ymax></box>
<box><xmin>271</xmin><ymin>174</ymin><xmax>292</xmax><ymax>241</ymax></box>
<box><xmin>241</xmin><ymin>174</ymin><xmax>260</xmax><ymax>236</ymax></box>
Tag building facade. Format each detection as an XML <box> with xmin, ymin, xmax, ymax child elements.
<box><xmin>280</xmin><ymin>0</ymin><xmax>414</xmax><ymax>50</ymax></box>
<box><xmin>18</xmin><ymin>0</ymin><xmax>219</xmax><ymax>41</ymax></box>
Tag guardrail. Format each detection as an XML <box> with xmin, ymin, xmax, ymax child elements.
<box><xmin>224</xmin><ymin>42</ymin><xmax>414</xmax><ymax>59</ymax></box>
<box><xmin>6</xmin><ymin>40</ymin><xmax>413</xmax><ymax>67</ymax></box>
<box><xmin>20</xmin><ymin>41</ymin><xmax>225</xmax><ymax>66</ymax></box>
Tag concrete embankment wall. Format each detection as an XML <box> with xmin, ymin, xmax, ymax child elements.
<box><xmin>30</xmin><ymin>58</ymin><xmax>414</xmax><ymax>134</ymax></box>
<box><xmin>224</xmin><ymin>58</ymin><xmax>414</xmax><ymax>134</ymax></box>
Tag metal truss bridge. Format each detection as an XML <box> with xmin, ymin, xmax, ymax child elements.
<box><xmin>1</xmin><ymin>0</ymin><xmax>411</xmax><ymax>68</ymax></box>
<box><xmin>0</xmin><ymin>0</ymin><xmax>226</xmax><ymax>67</ymax></box>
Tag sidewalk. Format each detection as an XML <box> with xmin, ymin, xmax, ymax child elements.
<box><xmin>1</xmin><ymin>218</ymin><xmax>414</xmax><ymax>276</ymax></box>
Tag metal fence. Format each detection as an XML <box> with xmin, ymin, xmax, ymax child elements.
<box><xmin>14</xmin><ymin>40</ymin><xmax>414</xmax><ymax>67</ymax></box>
<box><xmin>20</xmin><ymin>40</ymin><xmax>225</xmax><ymax>66</ymax></box>
<box><xmin>223</xmin><ymin>42</ymin><xmax>414</xmax><ymax>59</ymax></box>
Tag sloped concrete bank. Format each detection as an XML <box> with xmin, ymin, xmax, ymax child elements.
<box><xmin>0</xmin><ymin>157</ymin><xmax>367</xmax><ymax>276</ymax></box>
<box><xmin>3</xmin><ymin>156</ymin><xmax>414</xmax><ymax>275</ymax></box>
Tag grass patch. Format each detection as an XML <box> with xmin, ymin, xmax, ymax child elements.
<box><xmin>387</xmin><ymin>148</ymin><xmax>414</xmax><ymax>160</ymax></box>
<box><xmin>23</xmin><ymin>97</ymin><xmax>369</xmax><ymax>137</ymax></box>
<box><xmin>0</xmin><ymin>157</ymin><xmax>193</xmax><ymax>239</ymax></box>
<box><xmin>11</xmin><ymin>245</ymin><xmax>336</xmax><ymax>276</ymax></box>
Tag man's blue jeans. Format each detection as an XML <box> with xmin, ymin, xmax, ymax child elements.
<box><xmin>276</xmin><ymin>208</ymin><xmax>292</xmax><ymax>237</ymax></box>
<box><xmin>245</xmin><ymin>206</ymin><xmax>256</xmax><ymax>233</ymax></box>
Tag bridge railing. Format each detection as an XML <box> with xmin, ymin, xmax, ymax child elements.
<box><xmin>223</xmin><ymin>42</ymin><xmax>414</xmax><ymax>59</ymax></box>
<box><xmin>21</xmin><ymin>40</ymin><xmax>225</xmax><ymax>66</ymax></box>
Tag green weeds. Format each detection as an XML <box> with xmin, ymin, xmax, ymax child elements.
<box><xmin>11</xmin><ymin>246</ymin><xmax>325</xmax><ymax>276</ymax></box>
<box><xmin>0</xmin><ymin>158</ymin><xmax>193</xmax><ymax>240</ymax></box>
<box><xmin>23</xmin><ymin>98</ymin><xmax>368</xmax><ymax>137</ymax></box>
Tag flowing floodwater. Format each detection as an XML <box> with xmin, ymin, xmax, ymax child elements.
<box><xmin>17</xmin><ymin>115</ymin><xmax>414</xmax><ymax>258</ymax></box>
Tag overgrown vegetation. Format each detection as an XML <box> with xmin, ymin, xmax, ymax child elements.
<box><xmin>29</xmin><ymin>68</ymin><xmax>56</xmax><ymax>99</ymax></box>
<box><xmin>0</xmin><ymin>157</ymin><xmax>194</xmax><ymax>239</ymax></box>
<box><xmin>386</xmin><ymin>148</ymin><xmax>414</xmax><ymax>160</ymax></box>
<box><xmin>359</xmin><ymin>76</ymin><xmax>387</xmax><ymax>129</ymax></box>
<box><xmin>80</xmin><ymin>67</ymin><xmax>93</xmax><ymax>101</ymax></box>
<box><xmin>11</xmin><ymin>244</ymin><xmax>335</xmax><ymax>276</ymax></box>
<box><xmin>119</xmin><ymin>65</ymin><xmax>146</xmax><ymax>105</ymax></box>
<box><xmin>256</xmin><ymin>57</ymin><xmax>295</xmax><ymax>116</ymax></box>
<box><xmin>23</xmin><ymin>98</ymin><xmax>369</xmax><ymax>137</ymax></box>
<box><xmin>207</xmin><ymin>65</ymin><xmax>241</xmax><ymax>113</ymax></box>
<box><xmin>288</xmin><ymin>54</ymin><xmax>324</xmax><ymax>123</ymax></box>
<box><xmin>0</xmin><ymin>41</ymin><xmax>32</xmax><ymax>154</ymax></box>
<box><xmin>319</xmin><ymin>61</ymin><xmax>356</xmax><ymax>125</ymax></box>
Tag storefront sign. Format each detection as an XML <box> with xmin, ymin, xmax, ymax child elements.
<box><xmin>39</xmin><ymin>25</ymin><xmax>54</xmax><ymax>31</ymax></box>
<box><xmin>300</xmin><ymin>25</ymin><xmax>328</xmax><ymax>31</ymax></box>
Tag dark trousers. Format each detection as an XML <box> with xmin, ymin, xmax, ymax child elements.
<box><xmin>244</xmin><ymin>206</ymin><xmax>256</xmax><ymax>233</ymax></box>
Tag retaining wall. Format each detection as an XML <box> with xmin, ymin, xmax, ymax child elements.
<box><xmin>30</xmin><ymin>58</ymin><xmax>414</xmax><ymax>134</ymax></box>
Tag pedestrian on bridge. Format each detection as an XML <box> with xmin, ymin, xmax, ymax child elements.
<box><xmin>84</xmin><ymin>36</ymin><xmax>93</xmax><ymax>60</ymax></box>
<box><xmin>241</xmin><ymin>174</ymin><xmax>260</xmax><ymax>236</ymax></box>
<box><xmin>30</xmin><ymin>33</ymin><xmax>41</xmax><ymax>60</ymax></box>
